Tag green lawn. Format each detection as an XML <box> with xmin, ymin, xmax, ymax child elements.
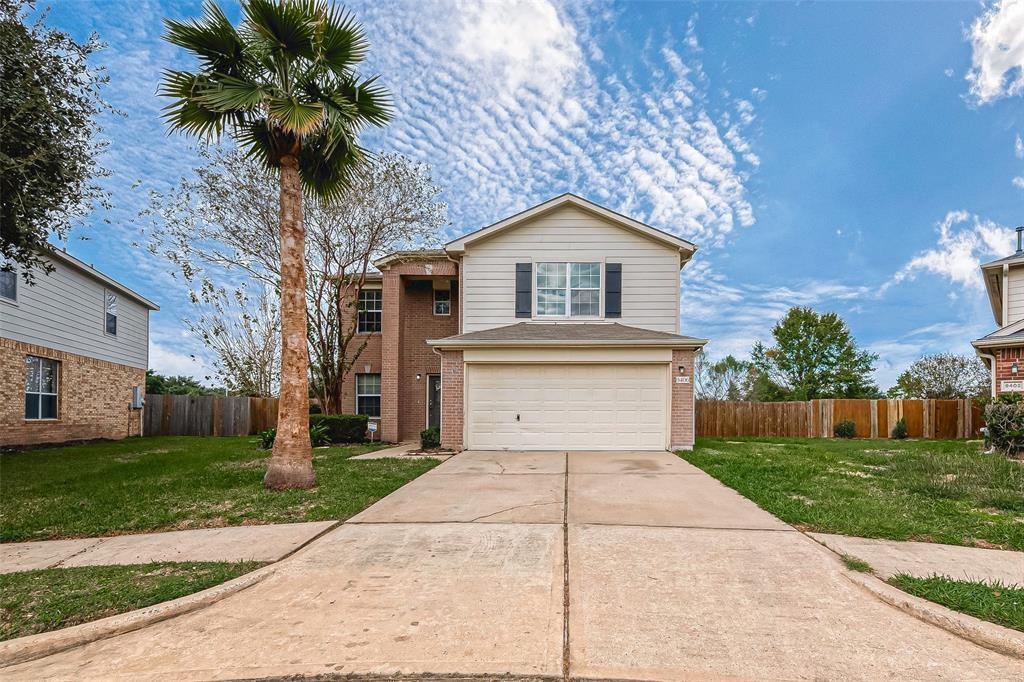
<box><xmin>888</xmin><ymin>574</ymin><xmax>1024</xmax><ymax>632</ymax></box>
<box><xmin>0</xmin><ymin>562</ymin><xmax>262</xmax><ymax>641</ymax></box>
<box><xmin>0</xmin><ymin>437</ymin><xmax>439</xmax><ymax>542</ymax></box>
<box><xmin>680</xmin><ymin>438</ymin><xmax>1024</xmax><ymax>550</ymax></box>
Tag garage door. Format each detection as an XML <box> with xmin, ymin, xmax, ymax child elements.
<box><xmin>465</xmin><ymin>364</ymin><xmax>667</xmax><ymax>450</ymax></box>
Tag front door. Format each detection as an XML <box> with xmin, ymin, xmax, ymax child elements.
<box><xmin>427</xmin><ymin>375</ymin><xmax>441</xmax><ymax>429</ymax></box>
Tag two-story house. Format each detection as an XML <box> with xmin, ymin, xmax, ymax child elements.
<box><xmin>343</xmin><ymin>194</ymin><xmax>707</xmax><ymax>451</ymax></box>
<box><xmin>973</xmin><ymin>225</ymin><xmax>1024</xmax><ymax>397</ymax></box>
<box><xmin>1</xmin><ymin>249</ymin><xmax>158</xmax><ymax>446</ymax></box>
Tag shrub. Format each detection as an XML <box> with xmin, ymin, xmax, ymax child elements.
<box><xmin>308</xmin><ymin>403</ymin><xmax>323</xmax><ymax>414</ymax></box>
<box><xmin>834</xmin><ymin>420</ymin><xmax>856</xmax><ymax>439</ymax></box>
<box><xmin>309</xmin><ymin>414</ymin><xmax>368</xmax><ymax>444</ymax></box>
<box><xmin>308</xmin><ymin>423</ymin><xmax>332</xmax><ymax>447</ymax></box>
<box><xmin>891</xmin><ymin>417</ymin><xmax>908</xmax><ymax>440</ymax></box>
<box><xmin>256</xmin><ymin>428</ymin><xmax>276</xmax><ymax>450</ymax></box>
<box><xmin>420</xmin><ymin>427</ymin><xmax>440</xmax><ymax>449</ymax></box>
<box><xmin>983</xmin><ymin>401</ymin><xmax>1024</xmax><ymax>458</ymax></box>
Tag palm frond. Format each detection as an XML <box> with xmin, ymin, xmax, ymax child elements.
<box><xmin>196</xmin><ymin>76</ymin><xmax>274</xmax><ymax>112</ymax></box>
<box><xmin>268</xmin><ymin>96</ymin><xmax>325</xmax><ymax>135</ymax></box>
<box><xmin>163</xmin><ymin>0</ymin><xmax>247</xmax><ymax>75</ymax></box>
<box><xmin>158</xmin><ymin>70</ymin><xmax>230</xmax><ymax>139</ymax></box>
<box><xmin>298</xmin><ymin>129</ymin><xmax>364</xmax><ymax>200</ymax></box>
<box><xmin>244</xmin><ymin>0</ymin><xmax>317</xmax><ymax>61</ymax></box>
<box><xmin>315</xmin><ymin>4</ymin><xmax>368</xmax><ymax>72</ymax></box>
<box><xmin>324</xmin><ymin>73</ymin><xmax>392</xmax><ymax>128</ymax></box>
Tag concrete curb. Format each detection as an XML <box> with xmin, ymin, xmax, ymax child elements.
<box><xmin>801</xmin><ymin>532</ymin><xmax>1024</xmax><ymax>660</ymax></box>
<box><xmin>0</xmin><ymin>520</ymin><xmax>345</xmax><ymax>668</ymax></box>
<box><xmin>0</xmin><ymin>562</ymin><xmax>277</xmax><ymax>668</ymax></box>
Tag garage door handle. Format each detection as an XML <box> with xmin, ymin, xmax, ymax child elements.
<box><xmin>515</xmin><ymin>413</ymin><xmax>520</xmax><ymax>422</ymax></box>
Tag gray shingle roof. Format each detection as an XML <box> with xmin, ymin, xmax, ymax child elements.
<box><xmin>428</xmin><ymin>322</ymin><xmax>707</xmax><ymax>347</ymax></box>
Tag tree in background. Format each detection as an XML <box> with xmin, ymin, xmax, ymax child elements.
<box><xmin>145</xmin><ymin>371</ymin><xmax>222</xmax><ymax>396</ymax></box>
<box><xmin>695</xmin><ymin>351</ymin><xmax>756</xmax><ymax>401</ymax></box>
<box><xmin>0</xmin><ymin>0</ymin><xmax>113</xmax><ymax>278</ymax></box>
<box><xmin>751</xmin><ymin>307</ymin><xmax>879</xmax><ymax>400</ymax></box>
<box><xmin>140</xmin><ymin>147</ymin><xmax>446</xmax><ymax>413</ymax></box>
<box><xmin>185</xmin><ymin>287</ymin><xmax>280</xmax><ymax>397</ymax></box>
<box><xmin>886</xmin><ymin>353</ymin><xmax>989</xmax><ymax>399</ymax></box>
<box><xmin>160</xmin><ymin>0</ymin><xmax>391</xmax><ymax>489</ymax></box>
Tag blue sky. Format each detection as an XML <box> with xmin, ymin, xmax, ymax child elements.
<box><xmin>39</xmin><ymin>0</ymin><xmax>1024</xmax><ymax>388</ymax></box>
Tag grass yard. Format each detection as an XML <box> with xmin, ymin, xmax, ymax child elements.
<box><xmin>0</xmin><ymin>561</ymin><xmax>262</xmax><ymax>640</ymax></box>
<box><xmin>1</xmin><ymin>437</ymin><xmax>439</xmax><ymax>542</ymax></box>
<box><xmin>888</xmin><ymin>574</ymin><xmax>1024</xmax><ymax>632</ymax></box>
<box><xmin>680</xmin><ymin>438</ymin><xmax>1024</xmax><ymax>550</ymax></box>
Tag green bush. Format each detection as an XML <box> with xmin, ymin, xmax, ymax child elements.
<box><xmin>420</xmin><ymin>427</ymin><xmax>440</xmax><ymax>449</ymax></box>
<box><xmin>983</xmin><ymin>401</ymin><xmax>1024</xmax><ymax>458</ymax></box>
<box><xmin>891</xmin><ymin>417</ymin><xmax>908</xmax><ymax>440</ymax></box>
<box><xmin>308</xmin><ymin>423</ymin><xmax>332</xmax><ymax>447</ymax></box>
<box><xmin>308</xmin><ymin>403</ymin><xmax>323</xmax><ymax>414</ymax></box>
<box><xmin>309</xmin><ymin>414</ymin><xmax>368</xmax><ymax>444</ymax></box>
<box><xmin>256</xmin><ymin>428</ymin><xmax>276</xmax><ymax>450</ymax></box>
<box><xmin>834</xmin><ymin>420</ymin><xmax>856</xmax><ymax>439</ymax></box>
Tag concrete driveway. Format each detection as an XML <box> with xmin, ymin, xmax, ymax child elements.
<box><xmin>4</xmin><ymin>451</ymin><xmax>1021</xmax><ymax>680</ymax></box>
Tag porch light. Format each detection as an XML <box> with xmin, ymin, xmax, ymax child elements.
<box><xmin>416</xmin><ymin>373</ymin><xmax>422</xmax><ymax>381</ymax></box>
<box><xmin>1012</xmin><ymin>363</ymin><xmax>1019</xmax><ymax>376</ymax></box>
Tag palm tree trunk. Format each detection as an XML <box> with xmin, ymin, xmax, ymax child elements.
<box><xmin>264</xmin><ymin>154</ymin><xmax>315</xmax><ymax>489</ymax></box>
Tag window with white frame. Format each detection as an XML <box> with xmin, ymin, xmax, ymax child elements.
<box><xmin>25</xmin><ymin>356</ymin><xmax>59</xmax><ymax>420</ymax></box>
<box><xmin>536</xmin><ymin>262</ymin><xmax>601</xmax><ymax>317</ymax></box>
<box><xmin>0</xmin><ymin>266</ymin><xmax>15</xmax><ymax>302</ymax></box>
<box><xmin>433</xmin><ymin>288</ymin><xmax>451</xmax><ymax>315</ymax></box>
<box><xmin>105</xmin><ymin>291</ymin><xmax>117</xmax><ymax>335</ymax></box>
<box><xmin>357</xmin><ymin>289</ymin><xmax>382</xmax><ymax>333</ymax></box>
<box><xmin>356</xmin><ymin>373</ymin><xmax>381</xmax><ymax>418</ymax></box>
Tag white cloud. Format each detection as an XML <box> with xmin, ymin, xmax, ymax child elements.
<box><xmin>1015</xmin><ymin>133</ymin><xmax>1024</xmax><ymax>158</ymax></box>
<box><xmin>149</xmin><ymin>341</ymin><xmax>212</xmax><ymax>380</ymax></box>
<box><xmin>965</xmin><ymin>0</ymin><xmax>1024</xmax><ymax>104</ymax></box>
<box><xmin>890</xmin><ymin>211</ymin><xmax>1013</xmax><ymax>290</ymax></box>
<box><xmin>1014</xmin><ymin>176</ymin><xmax>1024</xmax><ymax>188</ymax></box>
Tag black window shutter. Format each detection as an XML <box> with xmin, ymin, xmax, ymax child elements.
<box><xmin>515</xmin><ymin>263</ymin><xmax>532</xmax><ymax>318</ymax></box>
<box><xmin>605</xmin><ymin>263</ymin><xmax>622</xmax><ymax>318</ymax></box>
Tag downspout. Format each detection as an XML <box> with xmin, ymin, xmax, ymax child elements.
<box><xmin>977</xmin><ymin>350</ymin><xmax>997</xmax><ymax>398</ymax></box>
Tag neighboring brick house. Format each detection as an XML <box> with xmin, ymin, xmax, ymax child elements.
<box><xmin>974</xmin><ymin>226</ymin><xmax>1024</xmax><ymax>397</ymax></box>
<box><xmin>343</xmin><ymin>194</ymin><xmax>707</xmax><ymax>451</ymax></box>
<box><xmin>1</xmin><ymin>249</ymin><xmax>158</xmax><ymax>446</ymax></box>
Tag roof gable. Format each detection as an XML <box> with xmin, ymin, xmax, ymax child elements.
<box><xmin>444</xmin><ymin>194</ymin><xmax>697</xmax><ymax>263</ymax></box>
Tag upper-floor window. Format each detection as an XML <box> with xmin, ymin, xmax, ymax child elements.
<box><xmin>105</xmin><ymin>291</ymin><xmax>117</xmax><ymax>335</ymax></box>
<box><xmin>357</xmin><ymin>289</ymin><xmax>382</xmax><ymax>333</ymax></box>
<box><xmin>25</xmin><ymin>356</ymin><xmax>59</xmax><ymax>420</ymax></box>
<box><xmin>536</xmin><ymin>262</ymin><xmax>601</xmax><ymax>317</ymax></box>
<box><xmin>433</xmin><ymin>288</ymin><xmax>451</xmax><ymax>316</ymax></box>
<box><xmin>0</xmin><ymin>266</ymin><xmax>15</xmax><ymax>302</ymax></box>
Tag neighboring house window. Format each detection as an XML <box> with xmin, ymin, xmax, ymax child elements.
<box><xmin>433</xmin><ymin>288</ymin><xmax>451</xmax><ymax>315</ymax></box>
<box><xmin>357</xmin><ymin>289</ymin><xmax>382</xmax><ymax>333</ymax></box>
<box><xmin>536</xmin><ymin>262</ymin><xmax>601</xmax><ymax>317</ymax></box>
<box><xmin>105</xmin><ymin>291</ymin><xmax>117</xmax><ymax>335</ymax></box>
<box><xmin>356</xmin><ymin>373</ymin><xmax>381</xmax><ymax>418</ymax></box>
<box><xmin>0</xmin><ymin>266</ymin><xmax>15</xmax><ymax>302</ymax></box>
<box><xmin>25</xmin><ymin>356</ymin><xmax>59</xmax><ymax>420</ymax></box>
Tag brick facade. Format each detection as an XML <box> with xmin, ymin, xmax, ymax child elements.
<box><xmin>439</xmin><ymin>350</ymin><xmax>464</xmax><ymax>450</ymax></box>
<box><xmin>1</xmin><ymin>337</ymin><xmax>145</xmax><ymax>447</ymax></box>
<box><xmin>670</xmin><ymin>348</ymin><xmax>697</xmax><ymax>450</ymax></box>
<box><xmin>992</xmin><ymin>346</ymin><xmax>1024</xmax><ymax>395</ymax></box>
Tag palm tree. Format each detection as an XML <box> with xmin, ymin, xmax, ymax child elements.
<box><xmin>160</xmin><ymin>0</ymin><xmax>391</xmax><ymax>489</ymax></box>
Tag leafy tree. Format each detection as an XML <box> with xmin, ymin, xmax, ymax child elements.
<box><xmin>140</xmin><ymin>147</ymin><xmax>445</xmax><ymax>412</ymax></box>
<box><xmin>886</xmin><ymin>353</ymin><xmax>990</xmax><ymax>399</ymax></box>
<box><xmin>751</xmin><ymin>307</ymin><xmax>879</xmax><ymax>400</ymax></box>
<box><xmin>145</xmin><ymin>370</ymin><xmax>221</xmax><ymax>395</ymax></box>
<box><xmin>1</xmin><ymin>0</ymin><xmax>113</xmax><ymax>278</ymax></box>
<box><xmin>160</xmin><ymin>0</ymin><xmax>391</xmax><ymax>489</ymax></box>
<box><xmin>695</xmin><ymin>351</ymin><xmax>755</xmax><ymax>401</ymax></box>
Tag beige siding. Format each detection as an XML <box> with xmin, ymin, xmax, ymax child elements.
<box><xmin>1007</xmin><ymin>266</ymin><xmax>1024</xmax><ymax>324</ymax></box>
<box><xmin>0</xmin><ymin>257</ymin><xmax>149</xmax><ymax>369</ymax></box>
<box><xmin>460</xmin><ymin>205</ymin><xmax>681</xmax><ymax>333</ymax></box>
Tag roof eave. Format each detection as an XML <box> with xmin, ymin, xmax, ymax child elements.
<box><xmin>972</xmin><ymin>336</ymin><xmax>1024</xmax><ymax>349</ymax></box>
<box><xmin>426</xmin><ymin>338</ymin><xmax>709</xmax><ymax>350</ymax></box>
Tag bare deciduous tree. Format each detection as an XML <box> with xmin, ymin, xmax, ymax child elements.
<box><xmin>887</xmin><ymin>353</ymin><xmax>990</xmax><ymax>399</ymax></box>
<box><xmin>139</xmin><ymin>147</ymin><xmax>447</xmax><ymax>413</ymax></box>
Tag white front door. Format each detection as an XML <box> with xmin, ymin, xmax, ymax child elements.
<box><xmin>464</xmin><ymin>363</ymin><xmax>668</xmax><ymax>450</ymax></box>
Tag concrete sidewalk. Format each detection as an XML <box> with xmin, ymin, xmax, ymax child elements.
<box><xmin>809</xmin><ymin>532</ymin><xmax>1024</xmax><ymax>585</ymax></box>
<box><xmin>0</xmin><ymin>522</ymin><xmax>336</xmax><ymax>573</ymax></box>
<box><xmin>3</xmin><ymin>451</ymin><xmax>1021</xmax><ymax>680</ymax></box>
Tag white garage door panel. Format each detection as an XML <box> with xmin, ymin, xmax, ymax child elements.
<box><xmin>466</xmin><ymin>364</ymin><xmax>667</xmax><ymax>450</ymax></box>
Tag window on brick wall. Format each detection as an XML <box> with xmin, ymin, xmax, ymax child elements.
<box><xmin>356</xmin><ymin>373</ymin><xmax>381</xmax><ymax>418</ymax></box>
<box><xmin>433</xmin><ymin>288</ymin><xmax>450</xmax><ymax>315</ymax></box>
<box><xmin>357</xmin><ymin>289</ymin><xmax>382</xmax><ymax>333</ymax></box>
<box><xmin>25</xmin><ymin>356</ymin><xmax>59</xmax><ymax>420</ymax></box>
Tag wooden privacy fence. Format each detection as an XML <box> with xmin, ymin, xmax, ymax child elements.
<box><xmin>143</xmin><ymin>395</ymin><xmax>278</xmax><ymax>437</ymax></box>
<box><xmin>696</xmin><ymin>399</ymin><xmax>983</xmax><ymax>440</ymax></box>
